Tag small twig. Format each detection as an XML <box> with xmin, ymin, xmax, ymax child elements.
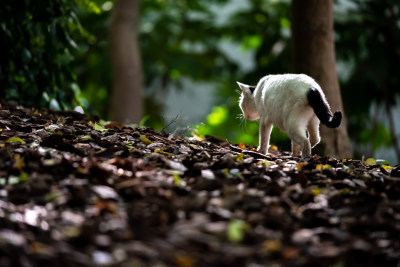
<box><xmin>229</xmin><ymin>144</ymin><xmax>274</xmax><ymax>160</ymax></box>
<box><xmin>161</xmin><ymin>114</ymin><xmax>181</xmax><ymax>133</ymax></box>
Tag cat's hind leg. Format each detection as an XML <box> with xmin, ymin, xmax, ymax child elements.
<box><xmin>258</xmin><ymin>121</ymin><xmax>273</xmax><ymax>154</ymax></box>
<box><xmin>307</xmin><ymin>116</ymin><xmax>320</xmax><ymax>148</ymax></box>
<box><xmin>291</xmin><ymin>141</ymin><xmax>301</xmax><ymax>156</ymax></box>
<box><xmin>287</xmin><ymin>126</ymin><xmax>311</xmax><ymax>157</ymax></box>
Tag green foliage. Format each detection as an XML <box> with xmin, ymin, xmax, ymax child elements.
<box><xmin>0</xmin><ymin>0</ymin><xmax>100</xmax><ymax>109</ymax></box>
<box><xmin>335</xmin><ymin>0</ymin><xmax>400</xmax><ymax>153</ymax></box>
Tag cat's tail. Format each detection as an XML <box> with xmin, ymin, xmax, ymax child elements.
<box><xmin>307</xmin><ymin>87</ymin><xmax>342</xmax><ymax>128</ymax></box>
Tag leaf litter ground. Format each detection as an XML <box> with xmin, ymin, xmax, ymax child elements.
<box><xmin>0</xmin><ymin>100</ymin><xmax>400</xmax><ymax>266</ymax></box>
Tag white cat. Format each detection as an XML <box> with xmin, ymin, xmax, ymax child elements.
<box><xmin>237</xmin><ymin>74</ymin><xmax>341</xmax><ymax>157</ymax></box>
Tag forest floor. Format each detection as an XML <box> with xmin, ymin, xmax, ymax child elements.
<box><xmin>0</xmin><ymin>100</ymin><xmax>399</xmax><ymax>267</ymax></box>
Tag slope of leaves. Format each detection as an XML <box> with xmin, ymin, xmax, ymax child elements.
<box><xmin>0</xmin><ymin>100</ymin><xmax>399</xmax><ymax>266</ymax></box>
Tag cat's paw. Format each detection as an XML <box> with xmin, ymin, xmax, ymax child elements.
<box><xmin>257</xmin><ymin>147</ymin><xmax>267</xmax><ymax>155</ymax></box>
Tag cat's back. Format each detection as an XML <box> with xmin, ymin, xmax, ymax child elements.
<box><xmin>261</xmin><ymin>74</ymin><xmax>320</xmax><ymax>95</ymax></box>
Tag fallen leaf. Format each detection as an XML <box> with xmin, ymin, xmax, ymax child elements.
<box><xmin>139</xmin><ymin>135</ymin><xmax>152</xmax><ymax>145</ymax></box>
<box><xmin>94</xmin><ymin>122</ymin><xmax>108</xmax><ymax>132</ymax></box>
<box><xmin>263</xmin><ymin>240</ymin><xmax>282</xmax><ymax>252</ymax></box>
<box><xmin>365</xmin><ymin>158</ymin><xmax>376</xmax><ymax>165</ymax></box>
<box><xmin>227</xmin><ymin>219</ymin><xmax>249</xmax><ymax>243</ymax></box>
<box><xmin>4</xmin><ymin>137</ymin><xmax>25</xmax><ymax>144</ymax></box>
<box><xmin>155</xmin><ymin>149</ymin><xmax>173</xmax><ymax>156</ymax></box>
<box><xmin>232</xmin><ymin>153</ymin><xmax>244</xmax><ymax>162</ymax></box>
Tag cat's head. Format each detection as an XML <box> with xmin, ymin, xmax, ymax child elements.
<box><xmin>237</xmin><ymin>81</ymin><xmax>259</xmax><ymax>120</ymax></box>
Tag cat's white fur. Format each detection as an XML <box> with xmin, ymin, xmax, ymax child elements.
<box><xmin>238</xmin><ymin>74</ymin><xmax>330</xmax><ymax>157</ymax></box>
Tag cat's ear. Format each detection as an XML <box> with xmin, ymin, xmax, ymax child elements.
<box><xmin>236</xmin><ymin>81</ymin><xmax>249</xmax><ymax>93</ymax></box>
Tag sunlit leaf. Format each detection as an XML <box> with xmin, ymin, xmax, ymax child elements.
<box><xmin>232</xmin><ymin>153</ymin><xmax>244</xmax><ymax>162</ymax></box>
<box><xmin>155</xmin><ymin>149</ymin><xmax>173</xmax><ymax>156</ymax></box>
<box><xmin>13</xmin><ymin>154</ymin><xmax>24</xmax><ymax>170</ymax></box>
<box><xmin>365</xmin><ymin>158</ymin><xmax>376</xmax><ymax>165</ymax></box>
<box><xmin>242</xmin><ymin>35</ymin><xmax>262</xmax><ymax>50</ymax></box>
<box><xmin>263</xmin><ymin>159</ymin><xmax>270</xmax><ymax>168</ymax></box>
<box><xmin>296</xmin><ymin>162</ymin><xmax>308</xmax><ymax>170</ymax></box>
<box><xmin>18</xmin><ymin>172</ymin><xmax>29</xmax><ymax>182</ymax></box>
<box><xmin>227</xmin><ymin>219</ymin><xmax>249</xmax><ymax>243</ymax></box>
<box><xmin>316</xmin><ymin>164</ymin><xmax>333</xmax><ymax>170</ymax></box>
<box><xmin>74</xmin><ymin>0</ymin><xmax>101</xmax><ymax>14</ymax></box>
<box><xmin>7</xmin><ymin>172</ymin><xmax>29</xmax><ymax>185</ymax></box>
<box><xmin>79</xmin><ymin>135</ymin><xmax>92</xmax><ymax>140</ymax></box>
<box><xmin>173</xmin><ymin>173</ymin><xmax>184</xmax><ymax>186</ymax></box>
<box><xmin>311</xmin><ymin>188</ymin><xmax>321</xmax><ymax>196</ymax></box>
<box><xmin>381</xmin><ymin>165</ymin><xmax>392</xmax><ymax>170</ymax></box>
<box><xmin>207</xmin><ymin>106</ymin><xmax>228</xmax><ymax>126</ymax></box>
<box><xmin>5</xmin><ymin>137</ymin><xmax>25</xmax><ymax>144</ymax></box>
<box><xmin>94</xmin><ymin>122</ymin><xmax>108</xmax><ymax>132</ymax></box>
<box><xmin>125</xmin><ymin>142</ymin><xmax>135</xmax><ymax>152</ymax></box>
<box><xmin>239</xmin><ymin>142</ymin><xmax>246</xmax><ymax>149</ymax></box>
<box><xmin>139</xmin><ymin>135</ymin><xmax>152</xmax><ymax>145</ymax></box>
<box><xmin>139</xmin><ymin>115</ymin><xmax>150</xmax><ymax>127</ymax></box>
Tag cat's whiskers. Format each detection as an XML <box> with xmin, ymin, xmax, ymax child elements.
<box><xmin>237</xmin><ymin>113</ymin><xmax>248</xmax><ymax>132</ymax></box>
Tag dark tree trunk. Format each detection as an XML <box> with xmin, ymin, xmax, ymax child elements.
<box><xmin>291</xmin><ymin>0</ymin><xmax>352</xmax><ymax>158</ymax></box>
<box><xmin>110</xmin><ymin>0</ymin><xmax>143</xmax><ymax>124</ymax></box>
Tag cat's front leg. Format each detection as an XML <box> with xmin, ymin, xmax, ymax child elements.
<box><xmin>258</xmin><ymin>122</ymin><xmax>273</xmax><ymax>154</ymax></box>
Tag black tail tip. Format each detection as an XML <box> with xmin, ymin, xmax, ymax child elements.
<box><xmin>328</xmin><ymin>111</ymin><xmax>342</xmax><ymax>128</ymax></box>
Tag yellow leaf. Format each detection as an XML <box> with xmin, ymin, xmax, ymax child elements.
<box><xmin>263</xmin><ymin>159</ymin><xmax>270</xmax><ymax>168</ymax></box>
<box><xmin>191</xmin><ymin>132</ymin><xmax>204</xmax><ymax>141</ymax></box>
<box><xmin>365</xmin><ymin>158</ymin><xmax>376</xmax><ymax>165</ymax></box>
<box><xmin>173</xmin><ymin>173</ymin><xmax>184</xmax><ymax>186</ymax></box>
<box><xmin>316</xmin><ymin>164</ymin><xmax>332</xmax><ymax>170</ymax></box>
<box><xmin>381</xmin><ymin>165</ymin><xmax>392</xmax><ymax>170</ymax></box>
<box><xmin>239</xmin><ymin>142</ymin><xmax>246</xmax><ymax>149</ymax></box>
<box><xmin>174</xmin><ymin>254</ymin><xmax>195</xmax><ymax>267</ymax></box>
<box><xmin>232</xmin><ymin>153</ymin><xmax>244</xmax><ymax>162</ymax></box>
<box><xmin>139</xmin><ymin>135</ymin><xmax>152</xmax><ymax>145</ymax></box>
<box><xmin>80</xmin><ymin>135</ymin><xmax>92</xmax><ymax>140</ymax></box>
<box><xmin>296</xmin><ymin>162</ymin><xmax>308</xmax><ymax>170</ymax></box>
<box><xmin>155</xmin><ymin>149</ymin><xmax>173</xmax><ymax>156</ymax></box>
<box><xmin>263</xmin><ymin>240</ymin><xmax>282</xmax><ymax>252</ymax></box>
<box><xmin>270</xmin><ymin>145</ymin><xmax>278</xmax><ymax>150</ymax></box>
<box><xmin>13</xmin><ymin>154</ymin><xmax>24</xmax><ymax>170</ymax></box>
<box><xmin>94</xmin><ymin>122</ymin><xmax>108</xmax><ymax>132</ymax></box>
<box><xmin>5</xmin><ymin>137</ymin><xmax>25</xmax><ymax>144</ymax></box>
<box><xmin>311</xmin><ymin>188</ymin><xmax>321</xmax><ymax>196</ymax></box>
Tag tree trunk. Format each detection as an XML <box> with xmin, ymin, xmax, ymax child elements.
<box><xmin>110</xmin><ymin>0</ymin><xmax>143</xmax><ymax>124</ymax></box>
<box><xmin>291</xmin><ymin>0</ymin><xmax>352</xmax><ymax>158</ymax></box>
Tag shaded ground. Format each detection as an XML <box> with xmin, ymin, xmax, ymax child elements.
<box><xmin>0</xmin><ymin>100</ymin><xmax>400</xmax><ymax>267</ymax></box>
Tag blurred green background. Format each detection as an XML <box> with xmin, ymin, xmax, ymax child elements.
<box><xmin>1</xmin><ymin>0</ymin><xmax>399</xmax><ymax>164</ymax></box>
